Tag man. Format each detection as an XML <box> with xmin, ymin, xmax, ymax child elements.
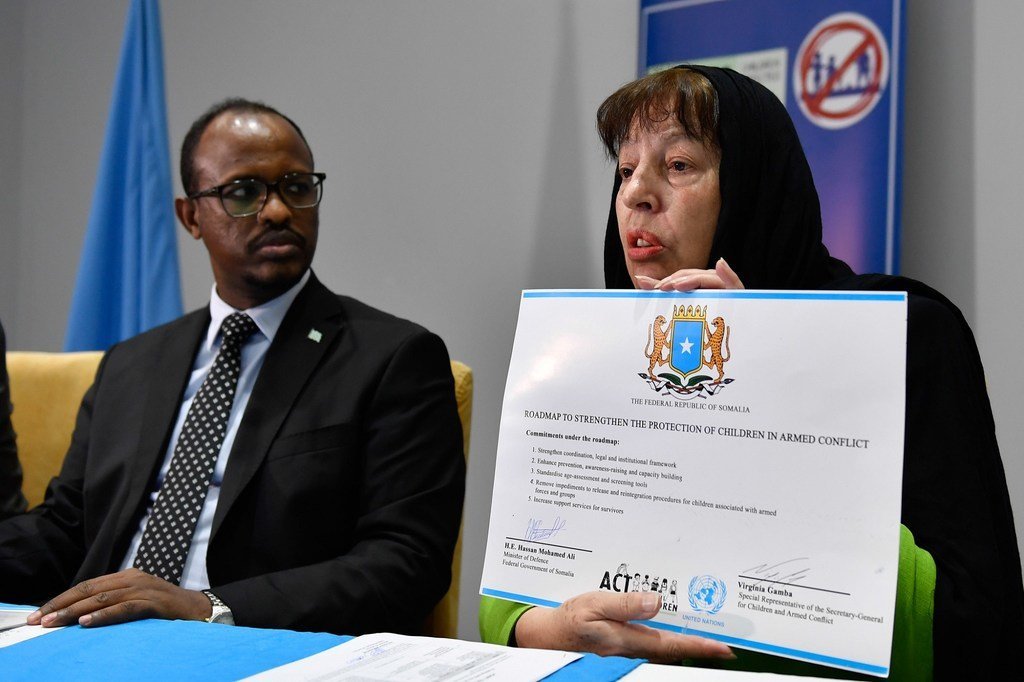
<box><xmin>0</xmin><ymin>320</ymin><xmax>29</xmax><ymax>520</ymax></box>
<box><xmin>0</xmin><ymin>100</ymin><xmax>465</xmax><ymax>635</ymax></box>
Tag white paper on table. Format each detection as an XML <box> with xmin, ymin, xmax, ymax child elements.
<box><xmin>0</xmin><ymin>608</ymin><xmax>31</xmax><ymax>631</ymax></box>
<box><xmin>480</xmin><ymin>290</ymin><xmax>907</xmax><ymax>678</ymax></box>
<box><xmin>0</xmin><ymin>608</ymin><xmax>65</xmax><ymax>648</ymax></box>
<box><xmin>244</xmin><ymin>632</ymin><xmax>581</xmax><ymax>682</ymax></box>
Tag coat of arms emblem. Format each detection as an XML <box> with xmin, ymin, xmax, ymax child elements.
<box><xmin>640</xmin><ymin>304</ymin><xmax>733</xmax><ymax>399</ymax></box>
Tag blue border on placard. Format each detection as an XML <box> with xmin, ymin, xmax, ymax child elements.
<box><xmin>481</xmin><ymin>588</ymin><xmax>562</xmax><ymax>609</ymax></box>
<box><xmin>481</xmin><ymin>588</ymin><xmax>888</xmax><ymax>675</ymax></box>
<box><xmin>521</xmin><ymin>290</ymin><xmax>904</xmax><ymax>301</ymax></box>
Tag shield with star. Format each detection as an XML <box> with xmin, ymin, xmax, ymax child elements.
<box><xmin>670</xmin><ymin>318</ymin><xmax>705</xmax><ymax>378</ymax></box>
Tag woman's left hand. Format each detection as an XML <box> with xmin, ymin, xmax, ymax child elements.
<box><xmin>635</xmin><ymin>258</ymin><xmax>744</xmax><ymax>291</ymax></box>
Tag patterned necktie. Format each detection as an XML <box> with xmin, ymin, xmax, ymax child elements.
<box><xmin>134</xmin><ymin>312</ymin><xmax>258</xmax><ymax>584</ymax></box>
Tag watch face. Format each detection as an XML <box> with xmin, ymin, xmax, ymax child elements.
<box><xmin>209</xmin><ymin>605</ymin><xmax>233</xmax><ymax>625</ymax></box>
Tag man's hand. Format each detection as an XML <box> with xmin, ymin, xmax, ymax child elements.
<box><xmin>26</xmin><ymin>568</ymin><xmax>212</xmax><ymax>628</ymax></box>
<box><xmin>514</xmin><ymin>591</ymin><xmax>734</xmax><ymax>664</ymax></box>
<box><xmin>635</xmin><ymin>258</ymin><xmax>744</xmax><ymax>292</ymax></box>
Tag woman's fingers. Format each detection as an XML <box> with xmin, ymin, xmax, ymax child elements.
<box><xmin>715</xmin><ymin>257</ymin><xmax>744</xmax><ymax>289</ymax></box>
<box><xmin>633</xmin><ymin>258</ymin><xmax>745</xmax><ymax>291</ymax></box>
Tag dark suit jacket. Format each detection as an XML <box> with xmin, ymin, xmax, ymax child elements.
<box><xmin>0</xmin><ymin>275</ymin><xmax>465</xmax><ymax>635</ymax></box>
<box><xmin>0</xmin><ymin>321</ymin><xmax>28</xmax><ymax>520</ymax></box>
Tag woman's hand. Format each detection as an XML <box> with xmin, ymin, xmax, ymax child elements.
<box><xmin>635</xmin><ymin>258</ymin><xmax>744</xmax><ymax>291</ymax></box>
<box><xmin>514</xmin><ymin>591</ymin><xmax>734</xmax><ymax>664</ymax></box>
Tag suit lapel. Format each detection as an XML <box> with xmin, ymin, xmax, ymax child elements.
<box><xmin>211</xmin><ymin>275</ymin><xmax>344</xmax><ymax>539</ymax></box>
<box><xmin>109</xmin><ymin>310</ymin><xmax>208</xmax><ymax>558</ymax></box>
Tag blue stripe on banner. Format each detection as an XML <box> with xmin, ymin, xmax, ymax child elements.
<box><xmin>479</xmin><ymin>589</ymin><xmax>888</xmax><ymax>676</ymax></box>
<box><xmin>521</xmin><ymin>290</ymin><xmax>905</xmax><ymax>302</ymax></box>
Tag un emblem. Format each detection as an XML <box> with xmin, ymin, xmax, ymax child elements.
<box><xmin>688</xmin><ymin>575</ymin><xmax>728</xmax><ymax>615</ymax></box>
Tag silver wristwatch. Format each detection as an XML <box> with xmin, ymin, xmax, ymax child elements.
<box><xmin>202</xmin><ymin>589</ymin><xmax>234</xmax><ymax>625</ymax></box>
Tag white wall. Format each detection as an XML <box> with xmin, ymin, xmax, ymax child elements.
<box><xmin>901</xmin><ymin>0</ymin><xmax>1024</xmax><ymax>565</ymax></box>
<box><xmin>974</xmin><ymin>1</ymin><xmax>1024</xmax><ymax>563</ymax></box>
<box><xmin>5</xmin><ymin>0</ymin><xmax>121</xmax><ymax>348</ymax></box>
<box><xmin>0</xmin><ymin>0</ymin><xmax>26</xmax><ymax>329</ymax></box>
<box><xmin>1</xmin><ymin>0</ymin><xmax>1020</xmax><ymax>640</ymax></box>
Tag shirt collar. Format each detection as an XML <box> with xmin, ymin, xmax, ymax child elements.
<box><xmin>205</xmin><ymin>269</ymin><xmax>312</xmax><ymax>351</ymax></box>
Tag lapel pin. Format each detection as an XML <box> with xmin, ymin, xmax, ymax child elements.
<box><xmin>307</xmin><ymin>328</ymin><xmax>323</xmax><ymax>343</ymax></box>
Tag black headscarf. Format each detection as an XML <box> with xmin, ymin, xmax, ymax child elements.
<box><xmin>603</xmin><ymin>66</ymin><xmax>1024</xmax><ymax>677</ymax></box>
<box><xmin>604</xmin><ymin>65</ymin><xmax>853</xmax><ymax>290</ymax></box>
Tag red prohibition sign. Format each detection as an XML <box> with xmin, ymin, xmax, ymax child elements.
<box><xmin>794</xmin><ymin>13</ymin><xmax>889</xmax><ymax>129</ymax></box>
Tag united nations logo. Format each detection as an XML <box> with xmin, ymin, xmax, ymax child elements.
<box><xmin>688</xmin><ymin>575</ymin><xmax>728</xmax><ymax>615</ymax></box>
<box><xmin>641</xmin><ymin>305</ymin><xmax>733</xmax><ymax>400</ymax></box>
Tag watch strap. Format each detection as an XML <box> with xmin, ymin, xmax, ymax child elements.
<box><xmin>202</xmin><ymin>589</ymin><xmax>234</xmax><ymax>625</ymax></box>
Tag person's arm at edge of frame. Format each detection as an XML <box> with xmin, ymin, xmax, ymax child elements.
<box><xmin>0</xmin><ymin>321</ymin><xmax>29</xmax><ymax>521</ymax></box>
<box><xmin>0</xmin><ymin>352</ymin><xmax>110</xmax><ymax>604</ymax></box>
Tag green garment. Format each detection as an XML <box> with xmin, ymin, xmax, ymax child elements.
<box><xmin>480</xmin><ymin>524</ymin><xmax>934</xmax><ymax>680</ymax></box>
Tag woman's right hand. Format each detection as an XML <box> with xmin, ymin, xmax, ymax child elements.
<box><xmin>635</xmin><ymin>258</ymin><xmax>744</xmax><ymax>292</ymax></box>
<box><xmin>514</xmin><ymin>591</ymin><xmax>735</xmax><ymax>664</ymax></box>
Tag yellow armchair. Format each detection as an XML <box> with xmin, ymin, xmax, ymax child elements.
<box><xmin>426</xmin><ymin>360</ymin><xmax>472</xmax><ymax>639</ymax></box>
<box><xmin>6</xmin><ymin>351</ymin><xmax>103</xmax><ymax>508</ymax></box>
<box><xmin>4</xmin><ymin>351</ymin><xmax>472</xmax><ymax>639</ymax></box>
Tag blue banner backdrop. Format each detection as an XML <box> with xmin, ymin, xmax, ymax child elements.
<box><xmin>639</xmin><ymin>0</ymin><xmax>905</xmax><ymax>275</ymax></box>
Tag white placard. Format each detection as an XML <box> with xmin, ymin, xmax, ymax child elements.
<box><xmin>481</xmin><ymin>290</ymin><xmax>906</xmax><ymax>677</ymax></box>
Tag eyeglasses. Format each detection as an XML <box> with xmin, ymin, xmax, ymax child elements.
<box><xmin>189</xmin><ymin>172</ymin><xmax>326</xmax><ymax>218</ymax></box>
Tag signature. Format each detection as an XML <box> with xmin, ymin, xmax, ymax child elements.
<box><xmin>525</xmin><ymin>516</ymin><xmax>567</xmax><ymax>541</ymax></box>
<box><xmin>741</xmin><ymin>557</ymin><xmax>811</xmax><ymax>586</ymax></box>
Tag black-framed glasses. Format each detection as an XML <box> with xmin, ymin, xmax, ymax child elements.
<box><xmin>189</xmin><ymin>172</ymin><xmax>326</xmax><ymax>218</ymax></box>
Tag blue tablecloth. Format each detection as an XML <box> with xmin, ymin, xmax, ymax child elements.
<box><xmin>0</xmin><ymin>609</ymin><xmax>641</xmax><ymax>681</ymax></box>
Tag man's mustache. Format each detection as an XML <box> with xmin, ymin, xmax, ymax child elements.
<box><xmin>249</xmin><ymin>228</ymin><xmax>305</xmax><ymax>253</ymax></box>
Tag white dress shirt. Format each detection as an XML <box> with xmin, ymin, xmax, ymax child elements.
<box><xmin>119</xmin><ymin>270</ymin><xmax>311</xmax><ymax>590</ymax></box>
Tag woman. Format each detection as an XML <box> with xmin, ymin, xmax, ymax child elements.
<box><xmin>480</xmin><ymin>66</ymin><xmax>1024</xmax><ymax>680</ymax></box>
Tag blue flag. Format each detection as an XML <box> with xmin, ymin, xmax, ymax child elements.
<box><xmin>65</xmin><ymin>0</ymin><xmax>182</xmax><ymax>351</ymax></box>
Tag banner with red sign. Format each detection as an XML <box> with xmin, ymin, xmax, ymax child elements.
<box><xmin>639</xmin><ymin>0</ymin><xmax>905</xmax><ymax>274</ymax></box>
